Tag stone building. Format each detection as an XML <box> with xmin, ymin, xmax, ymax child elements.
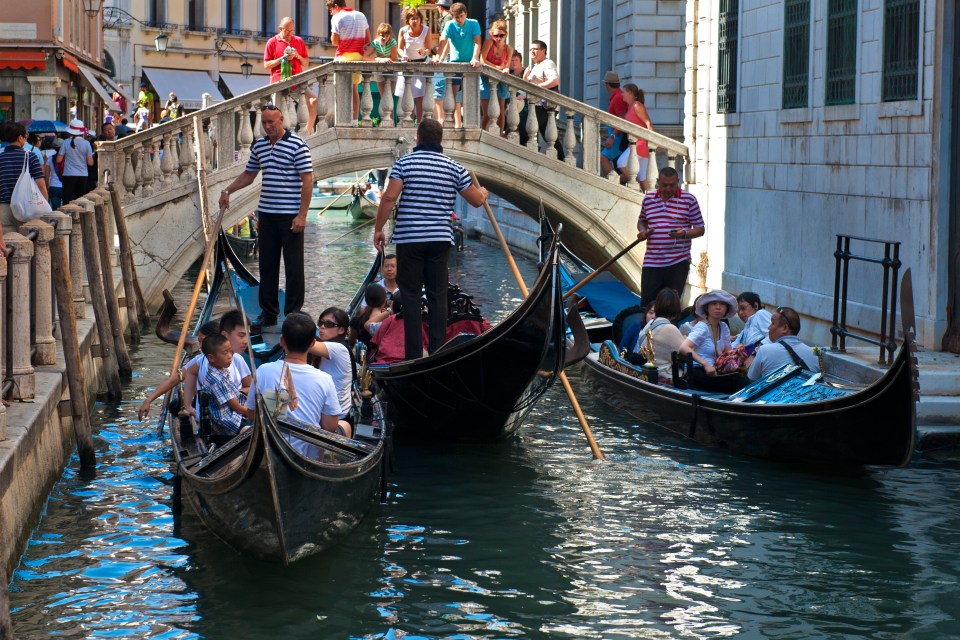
<box><xmin>0</xmin><ymin>1</ymin><xmax>114</xmax><ymax>128</ymax></box>
<box><xmin>684</xmin><ymin>0</ymin><xmax>953</xmax><ymax>349</ymax></box>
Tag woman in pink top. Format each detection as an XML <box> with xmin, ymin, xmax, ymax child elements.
<box><xmin>479</xmin><ymin>19</ymin><xmax>513</xmax><ymax>134</ymax></box>
<box><xmin>615</xmin><ymin>83</ymin><xmax>655</xmax><ymax>191</ymax></box>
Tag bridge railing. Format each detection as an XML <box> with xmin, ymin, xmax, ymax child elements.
<box><xmin>98</xmin><ymin>61</ymin><xmax>690</xmax><ymax>205</ymax></box>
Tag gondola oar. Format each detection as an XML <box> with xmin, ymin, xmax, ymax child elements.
<box><xmin>469</xmin><ymin>172</ymin><xmax>604</xmax><ymax>460</ymax></box>
<box><xmin>562</xmin><ymin>238</ymin><xmax>642</xmax><ymax>301</ymax></box>
<box><xmin>313</xmin><ymin>172</ymin><xmax>373</xmax><ymax>218</ymax></box>
<box><xmin>319</xmin><ymin>217</ymin><xmax>376</xmax><ymax>250</ymax></box>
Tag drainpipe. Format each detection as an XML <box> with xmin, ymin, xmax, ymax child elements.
<box><xmin>944</xmin><ymin>0</ymin><xmax>960</xmax><ymax>352</ymax></box>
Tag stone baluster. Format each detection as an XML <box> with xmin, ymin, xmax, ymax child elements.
<box><xmin>164</xmin><ymin>132</ymin><xmax>179</xmax><ymax>184</ymax></box>
<box><xmin>150</xmin><ymin>137</ymin><xmax>163</xmax><ymax>186</ymax></box>
<box><xmin>140</xmin><ymin>142</ymin><xmax>155</xmax><ymax>197</ymax></box>
<box><xmin>486</xmin><ymin>76</ymin><xmax>501</xmax><ymax>134</ymax></box>
<box><xmin>623</xmin><ymin>136</ymin><xmax>640</xmax><ymax>185</ymax></box>
<box><xmin>254</xmin><ymin>101</ymin><xmax>266</xmax><ymax>137</ymax></box>
<box><xmin>543</xmin><ymin>106</ymin><xmax>559</xmax><ymax>160</ymax></box>
<box><xmin>60</xmin><ymin>204</ymin><xmax>86</xmax><ymax>317</ymax></box>
<box><xmin>399</xmin><ymin>74</ymin><xmax>415</xmax><ymax>127</ymax></box>
<box><xmin>563</xmin><ymin>113</ymin><xmax>578</xmax><ymax>166</ymax></box>
<box><xmin>581</xmin><ymin>114</ymin><xmax>600</xmax><ymax>175</ymax></box>
<box><xmin>0</xmin><ymin>254</ymin><xmax>5</xmax><ymax>438</ymax></box>
<box><xmin>6</xmin><ymin>233</ymin><xmax>35</xmax><ymax>399</ymax></box>
<box><xmin>20</xmin><ymin>220</ymin><xmax>56</xmax><ymax>365</ymax></box>
<box><xmin>203</xmin><ymin>120</ymin><xmax>214</xmax><ymax>168</ymax></box>
<box><xmin>315</xmin><ymin>76</ymin><xmax>331</xmax><ymax>131</ymax></box>
<box><xmin>462</xmin><ymin>72</ymin><xmax>481</xmax><ymax>129</ymax></box>
<box><xmin>296</xmin><ymin>87</ymin><xmax>310</xmax><ymax>133</ymax></box>
<box><xmin>525</xmin><ymin>98</ymin><xmax>540</xmax><ymax>151</ymax></box>
<box><xmin>505</xmin><ymin>97</ymin><xmax>520</xmax><ymax>144</ymax></box>
<box><xmin>179</xmin><ymin>122</ymin><xmax>195</xmax><ymax>180</ymax></box>
<box><xmin>443</xmin><ymin>75</ymin><xmax>456</xmax><ymax>128</ymax></box>
<box><xmin>421</xmin><ymin>80</ymin><xmax>435</xmax><ymax>121</ymax></box>
<box><xmin>122</xmin><ymin>147</ymin><xmax>137</xmax><ymax>200</ymax></box>
<box><xmin>238</xmin><ymin>103</ymin><xmax>254</xmax><ymax>160</ymax></box>
<box><xmin>644</xmin><ymin>141</ymin><xmax>660</xmax><ymax>189</ymax></box>
<box><xmin>379</xmin><ymin>76</ymin><xmax>395</xmax><ymax>128</ymax></box>
<box><xmin>130</xmin><ymin>143</ymin><xmax>144</xmax><ymax>197</ymax></box>
<box><xmin>360</xmin><ymin>74</ymin><xmax>374</xmax><ymax>127</ymax></box>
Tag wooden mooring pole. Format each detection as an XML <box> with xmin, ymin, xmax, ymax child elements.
<box><xmin>78</xmin><ymin>205</ymin><xmax>123</xmax><ymax>400</ymax></box>
<box><xmin>93</xmin><ymin>199</ymin><xmax>133</xmax><ymax>377</ymax></box>
<box><xmin>50</xmin><ymin>235</ymin><xmax>96</xmax><ymax>469</ymax></box>
<box><xmin>107</xmin><ymin>182</ymin><xmax>150</xmax><ymax>328</ymax></box>
<box><xmin>102</xmin><ymin>187</ymin><xmax>140</xmax><ymax>343</ymax></box>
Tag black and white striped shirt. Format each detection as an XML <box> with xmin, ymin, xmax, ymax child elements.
<box><xmin>390</xmin><ymin>149</ymin><xmax>472</xmax><ymax>244</ymax></box>
<box><xmin>246</xmin><ymin>131</ymin><xmax>312</xmax><ymax>215</ymax></box>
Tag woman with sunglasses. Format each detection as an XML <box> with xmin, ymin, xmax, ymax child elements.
<box><xmin>308</xmin><ymin>307</ymin><xmax>354</xmax><ymax>433</ymax></box>
<box><xmin>479</xmin><ymin>19</ymin><xmax>513</xmax><ymax>134</ymax></box>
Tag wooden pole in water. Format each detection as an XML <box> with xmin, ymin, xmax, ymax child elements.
<box><xmin>105</xmin><ymin>184</ymin><xmax>141</xmax><ymax>341</ymax></box>
<box><xmin>468</xmin><ymin>172</ymin><xmax>603</xmax><ymax>460</ymax></box>
<box><xmin>94</xmin><ymin>200</ymin><xmax>133</xmax><ymax>377</ymax></box>
<box><xmin>108</xmin><ymin>183</ymin><xmax>149</xmax><ymax>326</ymax></box>
<box><xmin>0</xmin><ymin>560</ymin><xmax>11</xmax><ymax>640</ymax></box>
<box><xmin>79</xmin><ymin>206</ymin><xmax>123</xmax><ymax>400</ymax></box>
<box><xmin>50</xmin><ymin>235</ymin><xmax>96</xmax><ymax>469</ymax></box>
<box><xmin>562</xmin><ymin>238</ymin><xmax>643</xmax><ymax>301</ymax></box>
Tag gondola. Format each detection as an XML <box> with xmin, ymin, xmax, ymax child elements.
<box><xmin>163</xmin><ymin>231</ymin><xmax>387</xmax><ymax>563</ymax></box>
<box><xmin>558</xmin><ymin>229</ymin><xmax>919</xmax><ymax>466</ymax></box>
<box><xmin>225</xmin><ymin>229</ymin><xmax>258</xmax><ymax>260</ymax></box>
<box><xmin>354</xmin><ymin>225</ymin><xmax>569</xmax><ymax>442</ymax></box>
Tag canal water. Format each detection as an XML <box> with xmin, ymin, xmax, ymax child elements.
<box><xmin>9</xmin><ymin>210</ymin><xmax>960</xmax><ymax>639</ymax></box>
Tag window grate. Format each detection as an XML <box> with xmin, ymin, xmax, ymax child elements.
<box><xmin>718</xmin><ymin>0</ymin><xmax>739</xmax><ymax>114</ymax></box>
<box><xmin>782</xmin><ymin>0</ymin><xmax>810</xmax><ymax>108</ymax></box>
<box><xmin>882</xmin><ymin>0</ymin><xmax>919</xmax><ymax>101</ymax></box>
<box><xmin>825</xmin><ymin>0</ymin><xmax>858</xmax><ymax>106</ymax></box>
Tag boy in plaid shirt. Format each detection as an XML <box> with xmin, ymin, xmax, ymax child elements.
<box><xmin>201</xmin><ymin>334</ymin><xmax>252</xmax><ymax>435</ymax></box>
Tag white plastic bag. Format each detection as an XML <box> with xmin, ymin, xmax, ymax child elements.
<box><xmin>10</xmin><ymin>151</ymin><xmax>52</xmax><ymax>222</ymax></box>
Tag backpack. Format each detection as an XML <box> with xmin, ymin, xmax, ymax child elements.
<box><xmin>53</xmin><ymin>153</ymin><xmax>65</xmax><ymax>179</ymax></box>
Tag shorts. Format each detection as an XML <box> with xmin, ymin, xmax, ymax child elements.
<box><xmin>433</xmin><ymin>72</ymin><xmax>463</xmax><ymax>102</ymax></box>
<box><xmin>617</xmin><ymin>149</ymin><xmax>649</xmax><ymax>179</ymax></box>
<box><xmin>601</xmin><ymin>133</ymin><xmax>626</xmax><ymax>161</ymax></box>
<box><xmin>335</xmin><ymin>52</ymin><xmax>364</xmax><ymax>84</ymax></box>
<box><xmin>480</xmin><ymin>75</ymin><xmax>511</xmax><ymax>100</ymax></box>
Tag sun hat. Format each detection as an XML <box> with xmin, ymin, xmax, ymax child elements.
<box><xmin>603</xmin><ymin>70</ymin><xmax>620</xmax><ymax>84</ymax></box>
<box><xmin>67</xmin><ymin>118</ymin><xmax>86</xmax><ymax>136</ymax></box>
<box><xmin>437</xmin><ymin>0</ymin><xmax>452</xmax><ymax>7</ymax></box>
<box><xmin>695</xmin><ymin>290</ymin><xmax>738</xmax><ymax>320</ymax></box>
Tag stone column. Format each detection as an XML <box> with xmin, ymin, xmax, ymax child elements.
<box><xmin>60</xmin><ymin>203</ymin><xmax>86</xmax><ymax>317</ymax></box>
<box><xmin>6</xmin><ymin>232</ymin><xmax>35</xmax><ymax>399</ymax></box>
<box><xmin>26</xmin><ymin>76</ymin><xmax>60</xmax><ymax>121</ymax></box>
<box><xmin>20</xmin><ymin>220</ymin><xmax>57</xmax><ymax>365</ymax></box>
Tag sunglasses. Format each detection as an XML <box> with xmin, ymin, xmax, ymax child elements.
<box><xmin>261</xmin><ymin>104</ymin><xmax>280</xmax><ymax>112</ymax></box>
<box><xmin>318</xmin><ymin>320</ymin><xmax>342</xmax><ymax>329</ymax></box>
<box><xmin>492</xmin><ymin>33</ymin><xmax>505</xmax><ymax>39</ymax></box>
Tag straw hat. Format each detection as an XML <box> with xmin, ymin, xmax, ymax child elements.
<box><xmin>603</xmin><ymin>70</ymin><xmax>620</xmax><ymax>84</ymax></box>
<box><xmin>695</xmin><ymin>290</ymin><xmax>738</xmax><ymax>319</ymax></box>
<box><xmin>66</xmin><ymin>118</ymin><xmax>86</xmax><ymax>136</ymax></box>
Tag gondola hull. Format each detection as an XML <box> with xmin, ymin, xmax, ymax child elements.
<box><xmin>225</xmin><ymin>232</ymin><xmax>258</xmax><ymax>260</ymax></box>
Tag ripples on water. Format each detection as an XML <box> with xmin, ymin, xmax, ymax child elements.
<box><xmin>9</xmin><ymin>212</ymin><xmax>960</xmax><ymax>639</ymax></box>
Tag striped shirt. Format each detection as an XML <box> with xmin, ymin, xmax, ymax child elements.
<box><xmin>332</xmin><ymin>9</ymin><xmax>369</xmax><ymax>56</ymax></box>
<box><xmin>390</xmin><ymin>149</ymin><xmax>472</xmax><ymax>244</ymax></box>
<box><xmin>0</xmin><ymin>146</ymin><xmax>45</xmax><ymax>204</ymax></box>
<box><xmin>638</xmin><ymin>187</ymin><xmax>704</xmax><ymax>267</ymax></box>
<box><xmin>246</xmin><ymin>131</ymin><xmax>312</xmax><ymax>215</ymax></box>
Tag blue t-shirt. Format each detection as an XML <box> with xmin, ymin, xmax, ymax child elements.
<box><xmin>442</xmin><ymin>18</ymin><xmax>481</xmax><ymax>62</ymax></box>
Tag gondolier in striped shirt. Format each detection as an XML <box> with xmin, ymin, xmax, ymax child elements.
<box><xmin>218</xmin><ymin>105</ymin><xmax>313</xmax><ymax>327</ymax></box>
<box><xmin>373</xmin><ymin>118</ymin><xmax>489</xmax><ymax>360</ymax></box>
<box><xmin>636</xmin><ymin>166</ymin><xmax>704</xmax><ymax>308</ymax></box>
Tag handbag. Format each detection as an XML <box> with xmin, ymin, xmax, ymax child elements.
<box><xmin>10</xmin><ymin>151</ymin><xmax>52</xmax><ymax>222</ymax></box>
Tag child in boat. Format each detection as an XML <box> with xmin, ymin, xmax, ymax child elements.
<box><xmin>352</xmin><ymin>284</ymin><xmax>392</xmax><ymax>345</ymax></box>
<box><xmin>137</xmin><ymin>320</ymin><xmax>220</xmax><ymax>421</ymax></box>
<box><xmin>201</xmin><ymin>334</ymin><xmax>251</xmax><ymax>435</ymax></box>
<box><xmin>369</xmin><ymin>292</ymin><xmax>427</xmax><ymax>363</ymax></box>
<box><xmin>183</xmin><ymin>309</ymin><xmax>253</xmax><ymax>418</ymax></box>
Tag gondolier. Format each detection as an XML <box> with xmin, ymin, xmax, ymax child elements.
<box><xmin>218</xmin><ymin>105</ymin><xmax>313</xmax><ymax>327</ymax></box>
<box><xmin>373</xmin><ymin>118</ymin><xmax>488</xmax><ymax>360</ymax></box>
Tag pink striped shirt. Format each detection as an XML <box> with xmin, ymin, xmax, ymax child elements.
<box><xmin>332</xmin><ymin>9</ymin><xmax>369</xmax><ymax>56</ymax></box>
<box><xmin>638</xmin><ymin>187</ymin><xmax>704</xmax><ymax>267</ymax></box>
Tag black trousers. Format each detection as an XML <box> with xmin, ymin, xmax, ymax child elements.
<box><xmin>258</xmin><ymin>212</ymin><xmax>304</xmax><ymax>318</ymax></box>
<box><xmin>535</xmin><ymin>105</ymin><xmax>565</xmax><ymax>161</ymax></box>
<box><xmin>61</xmin><ymin>176</ymin><xmax>90</xmax><ymax>205</ymax></box>
<box><xmin>396</xmin><ymin>241</ymin><xmax>450</xmax><ymax>360</ymax></box>
<box><xmin>639</xmin><ymin>259</ymin><xmax>690</xmax><ymax>309</ymax></box>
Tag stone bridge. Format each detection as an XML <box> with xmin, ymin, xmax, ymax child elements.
<box><xmin>97</xmin><ymin>62</ymin><xmax>690</xmax><ymax>306</ymax></box>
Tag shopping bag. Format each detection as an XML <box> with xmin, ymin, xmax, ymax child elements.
<box><xmin>10</xmin><ymin>152</ymin><xmax>52</xmax><ymax>222</ymax></box>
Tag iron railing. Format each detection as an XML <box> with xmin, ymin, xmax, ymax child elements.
<box><xmin>831</xmin><ymin>234</ymin><xmax>901</xmax><ymax>365</ymax></box>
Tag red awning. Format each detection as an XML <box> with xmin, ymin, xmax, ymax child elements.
<box><xmin>0</xmin><ymin>50</ymin><xmax>47</xmax><ymax>71</ymax></box>
<box><xmin>61</xmin><ymin>52</ymin><xmax>79</xmax><ymax>73</ymax></box>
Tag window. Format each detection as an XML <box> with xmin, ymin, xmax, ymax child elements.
<box><xmin>187</xmin><ymin>0</ymin><xmax>205</xmax><ymax>30</ymax></box>
<box><xmin>782</xmin><ymin>0</ymin><xmax>810</xmax><ymax>108</ymax></box>
<box><xmin>825</xmin><ymin>0</ymin><xmax>857</xmax><ymax>105</ymax></box>
<box><xmin>261</xmin><ymin>0</ymin><xmax>277</xmax><ymax>36</ymax></box>
<box><xmin>389</xmin><ymin>2</ymin><xmax>403</xmax><ymax>33</ymax></box>
<box><xmin>148</xmin><ymin>0</ymin><xmax>166</xmax><ymax>25</ymax></box>
<box><xmin>717</xmin><ymin>0</ymin><xmax>738</xmax><ymax>113</ymax></box>
<box><xmin>295</xmin><ymin>0</ymin><xmax>309</xmax><ymax>37</ymax></box>
<box><xmin>0</xmin><ymin>93</ymin><xmax>13</xmax><ymax>124</ymax></box>
<box><xmin>225</xmin><ymin>0</ymin><xmax>242</xmax><ymax>33</ymax></box>
<box><xmin>359</xmin><ymin>0</ymin><xmax>372</xmax><ymax>23</ymax></box>
<box><xmin>882</xmin><ymin>0</ymin><xmax>919</xmax><ymax>101</ymax></box>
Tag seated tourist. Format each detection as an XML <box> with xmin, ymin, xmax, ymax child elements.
<box><xmin>374</xmin><ymin>253</ymin><xmax>399</xmax><ymax>301</ymax></box>
<box><xmin>746</xmin><ymin>306</ymin><xmax>821</xmax><ymax>381</ymax></box>
<box><xmin>201</xmin><ymin>334</ymin><xmax>251</xmax><ymax>436</ymax></box>
<box><xmin>247</xmin><ymin>312</ymin><xmax>349</xmax><ymax>438</ymax></box>
<box><xmin>635</xmin><ymin>288</ymin><xmax>685</xmax><ymax>378</ymax></box>
<box><xmin>183</xmin><ymin>310</ymin><xmax>252</xmax><ymax>416</ymax></box>
<box><xmin>732</xmin><ymin>291</ymin><xmax>772</xmax><ymax>349</ymax></box>
<box><xmin>351</xmin><ymin>284</ymin><xmax>392</xmax><ymax>345</ymax></box>
<box><xmin>369</xmin><ymin>292</ymin><xmax>426</xmax><ymax>364</ymax></box>
<box><xmin>308</xmin><ymin>307</ymin><xmax>354</xmax><ymax>434</ymax></box>
<box><xmin>678</xmin><ymin>294</ymin><xmax>704</xmax><ymax>336</ymax></box>
<box><xmin>137</xmin><ymin>320</ymin><xmax>220</xmax><ymax>420</ymax></box>
<box><xmin>678</xmin><ymin>290</ymin><xmax>747</xmax><ymax>393</ymax></box>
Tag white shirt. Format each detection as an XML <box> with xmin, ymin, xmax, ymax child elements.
<box><xmin>687</xmin><ymin>321</ymin><xmax>731</xmax><ymax>368</ymax></box>
<box><xmin>526</xmin><ymin>58</ymin><xmax>559</xmax><ymax>106</ymax></box>
<box><xmin>317</xmin><ymin>341</ymin><xmax>352</xmax><ymax>417</ymax></box>
<box><xmin>192</xmin><ymin>352</ymin><xmax>251</xmax><ymax>414</ymax></box>
<box><xmin>247</xmin><ymin>361</ymin><xmax>340</xmax><ymax>426</ymax></box>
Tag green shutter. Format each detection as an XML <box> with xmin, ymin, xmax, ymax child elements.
<box><xmin>882</xmin><ymin>0</ymin><xmax>919</xmax><ymax>101</ymax></box>
<box><xmin>782</xmin><ymin>0</ymin><xmax>810</xmax><ymax>108</ymax></box>
<box><xmin>718</xmin><ymin>0</ymin><xmax>739</xmax><ymax>114</ymax></box>
<box><xmin>825</xmin><ymin>0</ymin><xmax>858</xmax><ymax>106</ymax></box>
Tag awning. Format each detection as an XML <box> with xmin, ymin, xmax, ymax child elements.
<box><xmin>61</xmin><ymin>52</ymin><xmax>79</xmax><ymax>73</ymax></box>
<box><xmin>78</xmin><ymin>65</ymin><xmax>116</xmax><ymax>108</ymax></box>
<box><xmin>142</xmin><ymin>67</ymin><xmax>223</xmax><ymax>110</ymax></box>
<box><xmin>0</xmin><ymin>50</ymin><xmax>46</xmax><ymax>71</ymax></box>
<box><xmin>219</xmin><ymin>72</ymin><xmax>271</xmax><ymax>100</ymax></box>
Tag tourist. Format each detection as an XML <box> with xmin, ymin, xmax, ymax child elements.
<box><xmin>99</xmin><ymin>122</ymin><xmax>116</xmax><ymax>141</ymax></box>
<box><xmin>57</xmin><ymin>119</ymin><xmax>93</xmax><ymax>204</ymax></box>
<box><xmin>164</xmin><ymin>92</ymin><xmax>182</xmax><ymax>119</ymax></box>
<box><xmin>373</xmin><ymin>118</ymin><xmax>489</xmax><ymax>360</ymax></box>
<box><xmin>395</xmin><ymin>7</ymin><xmax>432</xmax><ymax>122</ymax></box>
<box><xmin>134</xmin><ymin>102</ymin><xmax>151</xmax><ymax>131</ymax></box>
<box><xmin>137</xmin><ymin>83</ymin><xmax>154</xmax><ymax>122</ymax></box>
<box><xmin>42</xmin><ymin>137</ymin><xmax>63</xmax><ymax>210</ymax></box>
<box><xmin>68</xmin><ymin>99</ymin><xmax>78</xmax><ymax>120</ymax></box>
<box><xmin>615</xmin><ymin>83</ymin><xmax>654</xmax><ymax>190</ymax></box>
<box><xmin>678</xmin><ymin>289</ymin><xmax>745</xmax><ymax>393</ymax></box>
<box><xmin>479</xmin><ymin>19</ymin><xmax>513</xmax><ymax>134</ymax></box>
<box><xmin>509</xmin><ymin>51</ymin><xmax>528</xmax><ymax>144</ymax></box>
<box><xmin>201</xmin><ymin>333</ymin><xmax>250</xmax><ymax>435</ymax></box>
<box><xmin>328</xmin><ymin>0</ymin><xmax>372</xmax><ymax>124</ymax></box>
<box><xmin>137</xmin><ymin>320</ymin><xmax>220</xmax><ymax>421</ymax></box>
<box><xmin>636</xmin><ymin>166</ymin><xmax>704</xmax><ymax>308</ymax></box>
<box><xmin>600</xmin><ymin>70</ymin><xmax>628</xmax><ymax>178</ymax></box>
<box><xmin>430</xmin><ymin>0</ymin><xmax>455</xmax><ymax>121</ymax></box>
<box><xmin>352</xmin><ymin>283</ymin><xmax>391</xmax><ymax>345</ymax></box>
<box><xmin>746</xmin><ymin>306</ymin><xmax>821</xmax><ymax>381</ymax></box>
<box><xmin>218</xmin><ymin>105</ymin><xmax>313</xmax><ymax>328</ymax></box>
<box><xmin>183</xmin><ymin>310</ymin><xmax>253</xmax><ymax>417</ymax></box>
<box><xmin>115</xmin><ymin>118</ymin><xmax>133</xmax><ymax>139</ymax></box>
<box><xmin>308</xmin><ymin>307</ymin><xmax>354</xmax><ymax>434</ymax></box>
<box><xmin>246</xmin><ymin>313</ymin><xmax>347</xmax><ymax>437</ymax></box>
<box><xmin>369</xmin><ymin>22</ymin><xmax>398</xmax><ymax>109</ymax></box>
<box><xmin>522</xmin><ymin>40</ymin><xmax>564</xmax><ymax>160</ymax></box>
<box><xmin>24</xmin><ymin>133</ymin><xmax>44</xmax><ymax>166</ymax></box>
<box><xmin>112</xmin><ymin>85</ymin><xmax>128</xmax><ymax>116</ymax></box>
<box><xmin>634</xmin><ymin>288</ymin><xmax>685</xmax><ymax>379</ymax></box>
<box><xmin>732</xmin><ymin>292</ymin><xmax>772</xmax><ymax>349</ymax></box>
<box><xmin>264</xmin><ymin>17</ymin><xmax>318</xmax><ymax>134</ymax></box>
<box><xmin>432</xmin><ymin>2</ymin><xmax>481</xmax><ymax>129</ymax></box>
<box><xmin>376</xmin><ymin>253</ymin><xmax>399</xmax><ymax>299</ymax></box>
<box><xmin>0</xmin><ymin>122</ymin><xmax>47</xmax><ymax>252</ymax></box>
<box><xmin>369</xmin><ymin>292</ymin><xmax>424</xmax><ymax>364</ymax></box>
<box><xmin>157</xmin><ymin>109</ymin><xmax>172</xmax><ymax>124</ymax></box>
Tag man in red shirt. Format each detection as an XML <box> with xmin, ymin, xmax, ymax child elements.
<box><xmin>327</xmin><ymin>0</ymin><xmax>371</xmax><ymax>123</ymax></box>
<box><xmin>263</xmin><ymin>17</ymin><xmax>317</xmax><ymax>134</ymax></box>
<box><xmin>601</xmin><ymin>70</ymin><xmax>628</xmax><ymax>177</ymax></box>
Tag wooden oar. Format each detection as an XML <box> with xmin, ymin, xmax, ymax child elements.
<box><xmin>312</xmin><ymin>172</ymin><xmax>371</xmax><ymax>218</ymax></box>
<box><xmin>562</xmin><ymin>238</ymin><xmax>642</xmax><ymax>301</ymax></box>
<box><xmin>469</xmin><ymin>172</ymin><xmax>603</xmax><ymax>460</ymax></box>
<box><xmin>320</xmin><ymin>217</ymin><xmax>376</xmax><ymax>250</ymax></box>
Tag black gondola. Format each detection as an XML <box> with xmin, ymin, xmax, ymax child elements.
<box><xmin>164</xmin><ymin>232</ymin><xmax>387</xmax><ymax>563</ymax></box>
<box><xmin>225</xmin><ymin>230</ymin><xmax>258</xmax><ymax>260</ymax></box>
<box><xmin>355</xmin><ymin>227</ymin><xmax>569</xmax><ymax>442</ymax></box>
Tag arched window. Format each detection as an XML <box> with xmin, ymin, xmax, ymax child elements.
<box><xmin>104</xmin><ymin>51</ymin><xmax>117</xmax><ymax>78</ymax></box>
